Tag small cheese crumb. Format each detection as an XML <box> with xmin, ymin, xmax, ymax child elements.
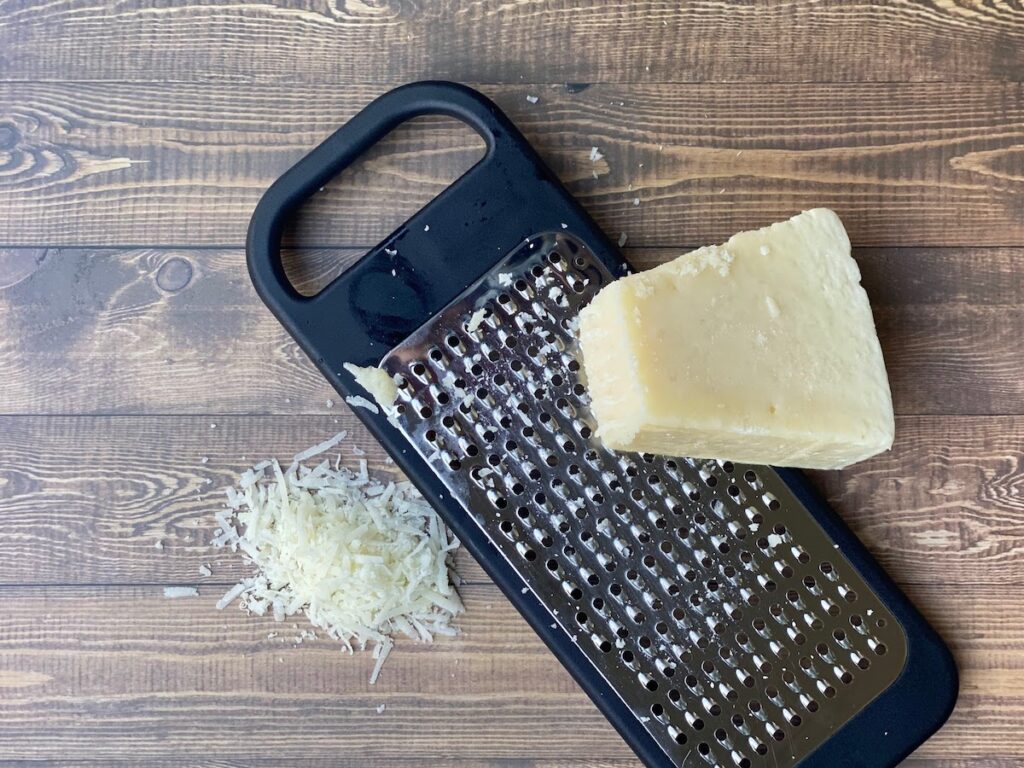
<box><xmin>526</xmin><ymin>94</ymin><xmax>539</xmax><ymax>104</ymax></box>
<box><xmin>384</xmin><ymin>247</ymin><xmax>398</xmax><ymax>256</ymax></box>
<box><xmin>344</xmin><ymin>363</ymin><xmax>398</xmax><ymax>412</ymax></box>
<box><xmin>376</xmin><ymin>703</ymin><xmax>387</xmax><ymax>714</ymax></box>
<box><xmin>199</xmin><ymin>564</ymin><xmax>212</xmax><ymax>577</ymax></box>
<box><xmin>164</xmin><ymin>586</ymin><xmax>198</xmax><ymax>598</ymax></box>
<box><xmin>589</xmin><ymin>146</ymin><xmax>604</xmax><ymax>162</ymax></box>
<box><xmin>633</xmin><ymin>197</ymin><xmax>640</xmax><ymax>206</ymax></box>
<box><xmin>465</xmin><ymin>308</ymin><xmax>487</xmax><ymax>333</ymax></box>
<box><xmin>154</xmin><ymin>539</ymin><xmax>164</xmax><ymax>551</ymax></box>
<box><xmin>209</xmin><ymin>423</ymin><xmax>216</xmax><ymax>429</ymax></box>
<box><xmin>325</xmin><ymin>399</ymin><xmax>334</xmax><ymax>408</ymax></box>
<box><xmin>760</xmin><ymin>244</ymin><xmax>771</xmax><ymax>256</ymax></box>
<box><xmin>423</xmin><ymin>224</ymin><xmax>430</xmax><ymax>232</ymax></box>
<box><xmin>346</xmin><ymin>395</ymin><xmax>379</xmax><ymax>414</ymax></box>
<box><xmin>767</xmin><ymin>533</ymin><xmax>784</xmax><ymax>548</ymax></box>
<box><xmin>200</xmin><ymin>456</ymin><xmax>209</xmax><ymax>464</ymax></box>
<box><xmin>618</xmin><ymin>233</ymin><xmax>628</xmax><ymax>247</ymax></box>
<box><xmin>561</xmin><ymin>222</ymin><xmax>568</xmax><ymax>229</ymax></box>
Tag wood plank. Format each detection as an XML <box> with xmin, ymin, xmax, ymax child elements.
<box><xmin>2</xmin><ymin>83</ymin><xmax>1023</xmax><ymax>247</ymax></box>
<box><xmin>0</xmin><ymin>414</ymin><xmax>1020</xmax><ymax>588</ymax></box>
<box><xmin>33</xmin><ymin>765</ymin><xmax>991</xmax><ymax>768</ymax></box>
<box><xmin>0</xmin><ymin>582</ymin><xmax>1016</xmax><ymax>761</ymax></box>
<box><xmin>1</xmin><ymin>247</ymin><xmax>1020</xmax><ymax>417</ymax></box>
<box><xmin>1</xmin><ymin>1</ymin><xmax>1021</xmax><ymax>84</ymax></box>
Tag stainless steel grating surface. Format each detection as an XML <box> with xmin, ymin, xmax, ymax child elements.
<box><xmin>382</xmin><ymin>233</ymin><xmax>908</xmax><ymax>767</ymax></box>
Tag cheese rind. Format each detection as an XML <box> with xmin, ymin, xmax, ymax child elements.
<box><xmin>578</xmin><ymin>209</ymin><xmax>894</xmax><ymax>469</ymax></box>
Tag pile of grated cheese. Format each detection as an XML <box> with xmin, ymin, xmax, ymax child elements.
<box><xmin>210</xmin><ymin>432</ymin><xmax>463</xmax><ymax>683</ymax></box>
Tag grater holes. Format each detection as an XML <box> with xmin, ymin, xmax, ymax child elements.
<box><xmin>391</xmin><ymin>239</ymin><xmax>907</xmax><ymax>768</ymax></box>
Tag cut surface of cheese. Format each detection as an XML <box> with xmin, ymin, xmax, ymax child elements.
<box><xmin>578</xmin><ymin>209</ymin><xmax>894</xmax><ymax>469</ymax></box>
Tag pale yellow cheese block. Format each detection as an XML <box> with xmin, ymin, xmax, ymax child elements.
<box><xmin>578</xmin><ymin>209</ymin><xmax>894</xmax><ymax>469</ymax></box>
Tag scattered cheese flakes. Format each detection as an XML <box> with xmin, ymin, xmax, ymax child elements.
<box><xmin>200</xmin><ymin>456</ymin><xmax>209</xmax><ymax>464</ymax></box>
<box><xmin>211</xmin><ymin>441</ymin><xmax>462</xmax><ymax>683</ymax></box>
<box><xmin>346</xmin><ymin>395</ymin><xmax>380</xmax><ymax>414</ymax></box>
<box><xmin>216</xmin><ymin>581</ymin><xmax>250</xmax><ymax>610</ymax></box>
<box><xmin>370</xmin><ymin>637</ymin><xmax>393</xmax><ymax>685</ymax></box>
<box><xmin>293</xmin><ymin>431</ymin><xmax>348</xmax><ymax>465</ymax></box>
<box><xmin>526</xmin><ymin>94</ymin><xmax>539</xmax><ymax>104</ymax></box>
<box><xmin>384</xmin><ymin>246</ymin><xmax>398</xmax><ymax>256</ymax></box>
<box><xmin>497</xmin><ymin>272</ymin><xmax>514</xmax><ymax>287</ymax></box>
<box><xmin>164</xmin><ymin>586</ymin><xmax>198</xmax><ymax>598</ymax></box>
<box><xmin>198</xmin><ymin>563</ymin><xmax>212</xmax><ymax>577</ymax></box>
<box><xmin>589</xmin><ymin>146</ymin><xmax>604</xmax><ymax>162</ymax></box>
<box><xmin>154</xmin><ymin>539</ymin><xmax>164</xmax><ymax>551</ymax></box>
<box><xmin>375</xmin><ymin>703</ymin><xmax>387</xmax><ymax>714</ymax></box>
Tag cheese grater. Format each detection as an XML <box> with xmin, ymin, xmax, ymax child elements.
<box><xmin>248</xmin><ymin>81</ymin><xmax>957</xmax><ymax>768</ymax></box>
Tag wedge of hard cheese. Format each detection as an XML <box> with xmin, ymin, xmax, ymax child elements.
<box><xmin>578</xmin><ymin>209</ymin><xmax>894</xmax><ymax>469</ymax></box>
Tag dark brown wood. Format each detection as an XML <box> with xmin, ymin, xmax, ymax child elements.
<box><xmin>2</xmin><ymin>83</ymin><xmax>1023</xmax><ymax>247</ymax></box>
<box><xmin>0</xmin><ymin>413</ymin><xmax>1020</xmax><ymax>589</ymax></box>
<box><xmin>0</xmin><ymin>583</ymin><xmax>1018</xmax><ymax>763</ymax></box>
<box><xmin>2</xmin><ymin>3</ymin><xmax>1022</xmax><ymax>764</ymax></box>
<box><xmin>1</xmin><ymin>247</ymin><xmax>1021</xmax><ymax>416</ymax></box>
<box><xmin>0</xmin><ymin>1</ymin><xmax>1022</xmax><ymax>84</ymax></box>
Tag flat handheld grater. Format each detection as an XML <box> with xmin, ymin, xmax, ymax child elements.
<box><xmin>248</xmin><ymin>81</ymin><xmax>957</xmax><ymax>768</ymax></box>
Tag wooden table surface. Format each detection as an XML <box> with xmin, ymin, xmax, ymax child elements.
<box><xmin>2</xmin><ymin>2</ymin><xmax>1023</xmax><ymax>766</ymax></box>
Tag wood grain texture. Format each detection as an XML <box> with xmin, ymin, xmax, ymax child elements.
<box><xmin>2</xmin><ymin>83</ymin><xmax>1023</xmax><ymax>247</ymax></box>
<box><xmin>1</xmin><ymin>1</ymin><xmax>1022</xmax><ymax>84</ymax></box>
<box><xmin>0</xmin><ymin>413</ymin><xmax>1021</xmax><ymax>588</ymax></box>
<box><xmin>3</xmin><ymin>2</ymin><xmax>1022</xmax><ymax>764</ymax></box>
<box><xmin>1</xmin><ymin>247</ymin><xmax>1021</xmax><ymax>417</ymax></box>
<box><xmin>0</xmin><ymin>582</ymin><xmax>1018</xmax><ymax>763</ymax></box>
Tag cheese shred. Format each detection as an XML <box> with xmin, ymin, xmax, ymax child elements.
<box><xmin>211</xmin><ymin>433</ymin><xmax>462</xmax><ymax>682</ymax></box>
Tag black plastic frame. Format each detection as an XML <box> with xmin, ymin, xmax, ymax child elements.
<box><xmin>247</xmin><ymin>81</ymin><xmax>958</xmax><ymax>768</ymax></box>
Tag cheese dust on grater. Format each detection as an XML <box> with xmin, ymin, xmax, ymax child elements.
<box><xmin>210</xmin><ymin>430</ymin><xmax>463</xmax><ymax>683</ymax></box>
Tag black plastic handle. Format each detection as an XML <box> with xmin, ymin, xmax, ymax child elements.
<box><xmin>246</xmin><ymin>81</ymin><xmax>565</xmax><ymax>360</ymax></box>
